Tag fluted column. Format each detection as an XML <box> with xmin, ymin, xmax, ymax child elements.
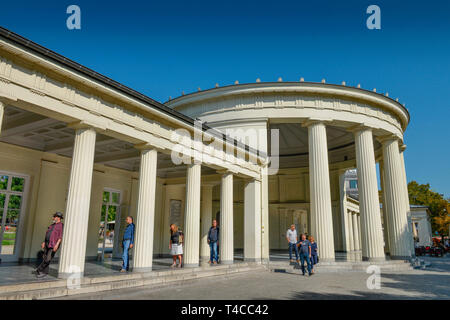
<box><xmin>352</xmin><ymin>213</ymin><xmax>361</xmax><ymax>251</ymax></box>
<box><xmin>58</xmin><ymin>127</ymin><xmax>96</xmax><ymax>278</ymax></box>
<box><xmin>184</xmin><ymin>163</ymin><xmax>201</xmax><ymax>267</ymax></box>
<box><xmin>244</xmin><ymin>179</ymin><xmax>262</xmax><ymax>262</ymax></box>
<box><xmin>357</xmin><ymin>214</ymin><xmax>362</xmax><ymax>249</ymax></box>
<box><xmin>261</xmin><ymin>165</ymin><xmax>270</xmax><ymax>263</ymax></box>
<box><xmin>354</xmin><ymin>127</ymin><xmax>385</xmax><ymax>261</ymax></box>
<box><xmin>339</xmin><ymin>171</ymin><xmax>351</xmax><ymax>252</ymax></box>
<box><xmin>305</xmin><ymin>121</ymin><xmax>335</xmax><ymax>262</ymax></box>
<box><xmin>220</xmin><ymin>172</ymin><xmax>234</xmax><ymax>264</ymax></box>
<box><xmin>379</xmin><ymin>160</ymin><xmax>390</xmax><ymax>253</ymax></box>
<box><xmin>0</xmin><ymin>101</ymin><xmax>4</xmax><ymax>135</ymax></box>
<box><xmin>347</xmin><ymin>210</ymin><xmax>355</xmax><ymax>251</ymax></box>
<box><xmin>381</xmin><ymin>137</ymin><xmax>411</xmax><ymax>260</ymax></box>
<box><xmin>400</xmin><ymin>146</ymin><xmax>415</xmax><ymax>257</ymax></box>
<box><xmin>133</xmin><ymin>148</ymin><xmax>158</xmax><ymax>272</ymax></box>
<box><xmin>200</xmin><ymin>185</ymin><xmax>213</xmax><ymax>263</ymax></box>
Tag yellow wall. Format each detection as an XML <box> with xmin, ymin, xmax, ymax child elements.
<box><xmin>0</xmin><ymin>142</ymin><xmax>141</xmax><ymax>261</ymax></box>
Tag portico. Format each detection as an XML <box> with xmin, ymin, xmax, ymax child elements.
<box><xmin>0</xmin><ymin>26</ymin><xmax>415</xmax><ymax>287</ymax></box>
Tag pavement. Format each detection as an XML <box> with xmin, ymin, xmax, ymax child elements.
<box><xmin>55</xmin><ymin>255</ymin><xmax>450</xmax><ymax>300</ymax></box>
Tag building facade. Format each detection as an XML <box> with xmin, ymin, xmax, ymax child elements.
<box><xmin>0</xmin><ymin>27</ymin><xmax>414</xmax><ymax>279</ymax></box>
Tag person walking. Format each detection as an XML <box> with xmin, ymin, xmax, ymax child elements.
<box><xmin>35</xmin><ymin>212</ymin><xmax>64</xmax><ymax>278</ymax></box>
<box><xmin>120</xmin><ymin>216</ymin><xmax>135</xmax><ymax>272</ymax></box>
<box><xmin>169</xmin><ymin>224</ymin><xmax>183</xmax><ymax>268</ymax></box>
<box><xmin>309</xmin><ymin>235</ymin><xmax>318</xmax><ymax>274</ymax></box>
<box><xmin>207</xmin><ymin>219</ymin><xmax>220</xmax><ymax>264</ymax></box>
<box><xmin>286</xmin><ymin>224</ymin><xmax>299</xmax><ymax>264</ymax></box>
<box><xmin>297</xmin><ymin>234</ymin><xmax>312</xmax><ymax>276</ymax></box>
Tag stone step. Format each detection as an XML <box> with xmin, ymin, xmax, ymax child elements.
<box><xmin>0</xmin><ymin>263</ymin><xmax>266</xmax><ymax>300</ymax></box>
<box><xmin>268</xmin><ymin>260</ymin><xmax>413</xmax><ymax>273</ymax></box>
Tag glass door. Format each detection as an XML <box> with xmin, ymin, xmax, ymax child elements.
<box><xmin>0</xmin><ymin>172</ymin><xmax>27</xmax><ymax>261</ymax></box>
<box><xmin>98</xmin><ymin>189</ymin><xmax>121</xmax><ymax>261</ymax></box>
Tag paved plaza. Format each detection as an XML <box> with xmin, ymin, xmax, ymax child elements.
<box><xmin>54</xmin><ymin>256</ymin><xmax>450</xmax><ymax>300</ymax></box>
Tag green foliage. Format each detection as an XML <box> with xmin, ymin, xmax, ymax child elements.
<box><xmin>408</xmin><ymin>181</ymin><xmax>450</xmax><ymax>236</ymax></box>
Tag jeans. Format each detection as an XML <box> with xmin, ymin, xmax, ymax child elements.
<box><xmin>299</xmin><ymin>252</ymin><xmax>312</xmax><ymax>275</ymax></box>
<box><xmin>288</xmin><ymin>242</ymin><xmax>299</xmax><ymax>260</ymax></box>
<box><xmin>310</xmin><ymin>254</ymin><xmax>318</xmax><ymax>266</ymax></box>
<box><xmin>209</xmin><ymin>241</ymin><xmax>219</xmax><ymax>263</ymax></box>
<box><xmin>122</xmin><ymin>240</ymin><xmax>131</xmax><ymax>271</ymax></box>
<box><xmin>36</xmin><ymin>245</ymin><xmax>56</xmax><ymax>275</ymax></box>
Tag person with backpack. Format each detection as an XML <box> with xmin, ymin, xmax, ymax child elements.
<box><xmin>35</xmin><ymin>212</ymin><xmax>64</xmax><ymax>278</ymax></box>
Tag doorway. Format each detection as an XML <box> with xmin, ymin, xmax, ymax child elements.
<box><xmin>98</xmin><ymin>189</ymin><xmax>121</xmax><ymax>261</ymax></box>
<box><xmin>0</xmin><ymin>171</ymin><xmax>28</xmax><ymax>262</ymax></box>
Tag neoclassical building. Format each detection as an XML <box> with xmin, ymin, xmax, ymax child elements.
<box><xmin>0</xmin><ymin>27</ymin><xmax>413</xmax><ymax>278</ymax></box>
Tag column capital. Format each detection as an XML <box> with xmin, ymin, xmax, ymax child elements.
<box><xmin>301</xmin><ymin>118</ymin><xmax>333</xmax><ymax>128</ymax></box>
<box><xmin>346</xmin><ymin>123</ymin><xmax>374</xmax><ymax>134</ymax></box>
<box><xmin>133</xmin><ymin>142</ymin><xmax>167</xmax><ymax>154</ymax></box>
<box><xmin>68</xmin><ymin>120</ymin><xmax>105</xmax><ymax>132</ymax></box>
<box><xmin>377</xmin><ymin>134</ymin><xmax>401</xmax><ymax>145</ymax></box>
<box><xmin>216</xmin><ymin>169</ymin><xmax>234</xmax><ymax>176</ymax></box>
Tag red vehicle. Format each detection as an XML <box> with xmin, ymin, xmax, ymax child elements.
<box><xmin>415</xmin><ymin>246</ymin><xmax>425</xmax><ymax>256</ymax></box>
<box><xmin>430</xmin><ymin>246</ymin><xmax>445</xmax><ymax>257</ymax></box>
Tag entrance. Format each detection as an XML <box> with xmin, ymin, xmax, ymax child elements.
<box><xmin>98</xmin><ymin>189</ymin><xmax>121</xmax><ymax>261</ymax></box>
<box><xmin>0</xmin><ymin>171</ymin><xmax>28</xmax><ymax>262</ymax></box>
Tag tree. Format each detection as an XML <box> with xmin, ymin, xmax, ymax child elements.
<box><xmin>408</xmin><ymin>181</ymin><xmax>450</xmax><ymax>238</ymax></box>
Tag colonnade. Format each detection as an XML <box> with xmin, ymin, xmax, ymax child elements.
<box><xmin>304</xmin><ymin>121</ymin><xmax>412</xmax><ymax>262</ymax></box>
<box><xmin>54</xmin><ymin>125</ymin><xmax>263</xmax><ymax>278</ymax></box>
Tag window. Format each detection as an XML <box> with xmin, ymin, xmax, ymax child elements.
<box><xmin>0</xmin><ymin>172</ymin><xmax>27</xmax><ymax>257</ymax></box>
<box><xmin>98</xmin><ymin>189</ymin><xmax>121</xmax><ymax>260</ymax></box>
<box><xmin>349</xmin><ymin>179</ymin><xmax>358</xmax><ymax>189</ymax></box>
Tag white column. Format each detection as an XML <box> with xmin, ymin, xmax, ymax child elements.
<box><xmin>200</xmin><ymin>185</ymin><xmax>213</xmax><ymax>263</ymax></box>
<box><xmin>347</xmin><ymin>210</ymin><xmax>355</xmax><ymax>251</ymax></box>
<box><xmin>183</xmin><ymin>163</ymin><xmax>201</xmax><ymax>267</ymax></box>
<box><xmin>0</xmin><ymin>101</ymin><xmax>4</xmax><ymax>135</ymax></box>
<box><xmin>244</xmin><ymin>179</ymin><xmax>262</xmax><ymax>263</ymax></box>
<box><xmin>357</xmin><ymin>214</ymin><xmax>362</xmax><ymax>249</ymax></box>
<box><xmin>261</xmin><ymin>165</ymin><xmax>270</xmax><ymax>263</ymax></box>
<box><xmin>58</xmin><ymin>127</ymin><xmax>96</xmax><ymax>278</ymax></box>
<box><xmin>306</xmin><ymin>121</ymin><xmax>335</xmax><ymax>262</ymax></box>
<box><xmin>400</xmin><ymin>146</ymin><xmax>415</xmax><ymax>257</ymax></box>
<box><xmin>220</xmin><ymin>172</ymin><xmax>234</xmax><ymax>264</ymax></box>
<box><xmin>354</xmin><ymin>128</ymin><xmax>385</xmax><ymax>261</ymax></box>
<box><xmin>133</xmin><ymin>148</ymin><xmax>158</xmax><ymax>272</ymax></box>
<box><xmin>339</xmin><ymin>170</ymin><xmax>351</xmax><ymax>252</ymax></box>
<box><xmin>381</xmin><ymin>137</ymin><xmax>411</xmax><ymax>260</ymax></box>
<box><xmin>352</xmin><ymin>213</ymin><xmax>361</xmax><ymax>251</ymax></box>
<box><xmin>379</xmin><ymin>160</ymin><xmax>390</xmax><ymax>253</ymax></box>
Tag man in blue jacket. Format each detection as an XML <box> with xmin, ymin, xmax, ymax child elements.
<box><xmin>207</xmin><ymin>219</ymin><xmax>220</xmax><ymax>264</ymax></box>
<box><xmin>121</xmin><ymin>216</ymin><xmax>135</xmax><ymax>272</ymax></box>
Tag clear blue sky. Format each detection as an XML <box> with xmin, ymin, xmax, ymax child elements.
<box><xmin>1</xmin><ymin>0</ymin><xmax>449</xmax><ymax>197</ymax></box>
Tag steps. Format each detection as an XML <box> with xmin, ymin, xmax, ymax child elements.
<box><xmin>268</xmin><ymin>259</ymin><xmax>413</xmax><ymax>274</ymax></box>
<box><xmin>0</xmin><ymin>262</ymin><xmax>266</xmax><ymax>300</ymax></box>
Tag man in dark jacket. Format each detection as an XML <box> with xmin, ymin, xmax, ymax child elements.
<box><xmin>207</xmin><ymin>219</ymin><xmax>219</xmax><ymax>264</ymax></box>
<box><xmin>36</xmin><ymin>212</ymin><xmax>64</xmax><ymax>278</ymax></box>
<box><xmin>120</xmin><ymin>216</ymin><xmax>135</xmax><ymax>272</ymax></box>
